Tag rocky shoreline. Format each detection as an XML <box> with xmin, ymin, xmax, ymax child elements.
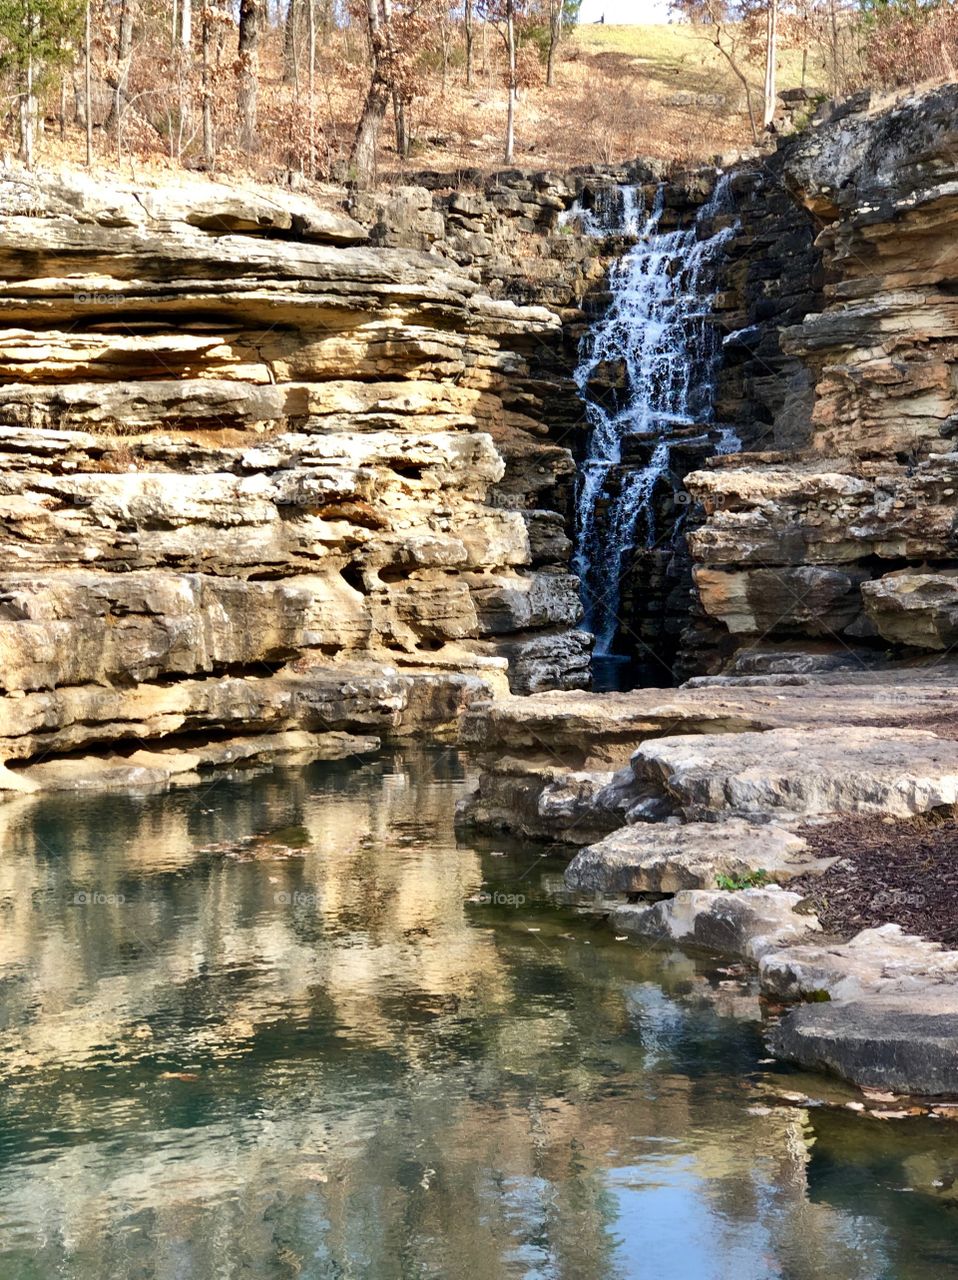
<box><xmin>455</xmin><ymin>665</ymin><xmax>958</xmax><ymax>1097</ymax></box>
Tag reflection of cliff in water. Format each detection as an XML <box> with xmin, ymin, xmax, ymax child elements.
<box><xmin>0</xmin><ymin>751</ymin><xmax>955</xmax><ymax>1278</ymax></box>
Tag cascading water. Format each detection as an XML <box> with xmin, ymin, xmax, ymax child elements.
<box><xmin>566</xmin><ymin>176</ymin><xmax>739</xmax><ymax>679</ymax></box>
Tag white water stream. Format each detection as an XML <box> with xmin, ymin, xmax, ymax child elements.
<box><xmin>565</xmin><ymin>177</ymin><xmax>739</xmax><ymax>657</ymax></box>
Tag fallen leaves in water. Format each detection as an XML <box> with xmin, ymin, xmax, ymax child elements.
<box><xmin>159</xmin><ymin>1071</ymin><xmax>200</xmax><ymax>1082</ymax></box>
<box><xmin>198</xmin><ymin>834</ymin><xmax>309</xmax><ymax>862</ymax></box>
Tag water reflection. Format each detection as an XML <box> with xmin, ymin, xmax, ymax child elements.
<box><xmin>0</xmin><ymin>750</ymin><xmax>955</xmax><ymax>1278</ymax></box>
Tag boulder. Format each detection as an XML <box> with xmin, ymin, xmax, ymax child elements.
<box><xmin>760</xmin><ymin>924</ymin><xmax>958</xmax><ymax>1001</ymax></box>
<box><xmin>612</xmin><ymin>887</ymin><xmax>819</xmax><ymax>960</ymax></box>
<box><xmin>566</xmin><ymin>818</ymin><xmax>829</xmax><ymax>894</ymax></box>
<box><xmin>863</xmin><ymin>571</ymin><xmax>958</xmax><ymax>651</ymax></box>
<box><xmin>631</xmin><ymin>726</ymin><xmax>958</xmax><ymax>821</ymax></box>
<box><xmin>771</xmin><ymin>989</ymin><xmax>958</xmax><ymax>1095</ymax></box>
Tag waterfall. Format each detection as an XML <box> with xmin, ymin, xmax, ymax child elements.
<box><xmin>568</xmin><ymin>176</ymin><xmax>739</xmax><ymax>665</ymax></box>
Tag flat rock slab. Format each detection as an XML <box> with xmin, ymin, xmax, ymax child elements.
<box><xmin>566</xmin><ymin>818</ymin><xmax>831</xmax><ymax>894</ymax></box>
<box><xmin>462</xmin><ymin>671</ymin><xmax>958</xmax><ymax>770</ymax></box>
<box><xmin>760</xmin><ymin>924</ymin><xmax>958</xmax><ymax>1001</ymax></box>
<box><xmin>612</xmin><ymin>887</ymin><xmax>819</xmax><ymax>960</ymax></box>
<box><xmin>17</xmin><ymin>731</ymin><xmax>380</xmax><ymax>793</ymax></box>
<box><xmin>772</xmin><ymin>989</ymin><xmax>958</xmax><ymax>1095</ymax></box>
<box><xmin>632</xmin><ymin>726</ymin><xmax>958</xmax><ymax>820</ymax></box>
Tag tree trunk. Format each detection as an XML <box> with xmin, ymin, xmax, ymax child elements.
<box><xmin>503</xmin><ymin>1</ymin><xmax>516</xmax><ymax>162</ymax></box>
<box><xmin>181</xmin><ymin>0</ymin><xmax>191</xmax><ymax>48</ymax></box>
<box><xmin>828</xmin><ymin>0</ymin><xmax>840</xmax><ymax>95</ymax></box>
<box><xmin>202</xmin><ymin>4</ymin><xmax>214</xmax><ymax>166</ymax></box>
<box><xmin>350</xmin><ymin>0</ymin><xmax>389</xmax><ymax>186</ymax></box>
<box><xmin>307</xmin><ymin>0</ymin><xmax>316</xmax><ymax>173</ymax></box>
<box><xmin>84</xmin><ymin>0</ymin><xmax>93</xmax><ymax>163</ymax></box>
<box><xmin>20</xmin><ymin>54</ymin><xmax>35</xmax><ymax>168</ymax></box>
<box><xmin>464</xmin><ymin>0</ymin><xmax>473</xmax><ymax>87</ymax></box>
<box><xmin>393</xmin><ymin>90</ymin><xmax>409</xmax><ymax>158</ymax></box>
<box><xmin>237</xmin><ymin>0</ymin><xmax>262</xmax><ymax>149</ymax></box>
<box><xmin>105</xmin><ymin>0</ymin><xmax>136</xmax><ymax>132</ymax></box>
<box><xmin>547</xmin><ymin>0</ymin><xmax>562</xmax><ymax>88</ymax></box>
<box><xmin>712</xmin><ymin>25</ymin><xmax>758</xmax><ymax>144</ymax></box>
<box><xmin>763</xmin><ymin>0</ymin><xmax>778</xmax><ymax>130</ymax></box>
<box><xmin>283</xmin><ymin>0</ymin><xmax>298</xmax><ymax>84</ymax></box>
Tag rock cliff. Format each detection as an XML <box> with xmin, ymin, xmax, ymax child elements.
<box><xmin>0</xmin><ymin>168</ymin><xmax>598</xmax><ymax>789</ymax></box>
<box><xmin>688</xmin><ymin>86</ymin><xmax>958</xmax><ymax>662</ymax></box>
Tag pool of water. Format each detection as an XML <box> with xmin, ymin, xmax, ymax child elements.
<box><xmin>1</xmin><ymin>748</ymin><xmax>957</xmax><ymax>1279</ymax></box>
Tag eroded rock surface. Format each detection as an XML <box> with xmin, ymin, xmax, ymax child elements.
<box><xmin>0</xmin><ymin>169</ymin><xmax>596</xmax><ymax>781</ymax></box>
<box><xmin>632</xmin><ymin>726</ymin><xmax>958</xmax><ymax>821</ymax></box>
<box><xmin>612</xmin><ymin>887</ymin><xmax>819</xmax><ymax>960</ymax></box>
<box><xmin>760</xmin><ymin>925</ymin><xmax>958</xmax><ymax>1002</ymax></box>
<box><xmin>566</xmin><ymin>818</ymin><xmax>828</xmax><ymax>894</ymax></box>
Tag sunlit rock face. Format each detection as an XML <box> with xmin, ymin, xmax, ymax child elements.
<box><xmin>0</xmin><ymin>171</ymin><xmax>592</xmax><ymax>783</ymax></box>
<box><xmin>685</xmin><ymin>86</ymin><xmax>958</xmax><ymax>665</ymax></box>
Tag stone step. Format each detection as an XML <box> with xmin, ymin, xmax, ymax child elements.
<box><xmin>631</xmin><ymin>726</ymin><xmax>958</xmax><ymax>821</ymax></box>
<box><xmin>565</xmin><ymin>817</ymin><xmax>833</xmax><ymax>894</ymax></box>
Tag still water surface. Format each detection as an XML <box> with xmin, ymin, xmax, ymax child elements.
<box><xmin>1</xmin><ymin>749</ymin><xmax>957</xmax><ymax>1279</ymax></box>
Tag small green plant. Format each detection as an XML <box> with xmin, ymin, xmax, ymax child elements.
<box><xmin>715</xmin><ymin>869</ymin><xmax>770</xmax><ymax>892</ymax></box>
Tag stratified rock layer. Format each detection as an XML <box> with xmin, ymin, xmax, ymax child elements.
<box><xmin>685</xmin><ymin>86</ymin><xmax>958</xmax><ymax>666</ymax></box>
<box><xmin>0</xmin><ymin>170</ymin><xmax>592</xmax><ymax>779</ymax></box>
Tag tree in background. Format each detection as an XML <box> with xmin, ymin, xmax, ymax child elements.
<box><xmin>2</xmin><ymin>0</ymin><xmax>956</xmax><ymax>183</ymax></box>
<box><xmin>479</xmin><ymin>0</ymin><xmax>545</xmax><ymax>160</ymax></box>
<box><xmin>676</xmin><ymin>0</ymin><xmax>761</xmax><ymax>138</ymax></box>
<box><xmin>544</xmin><ymin>0</ymin><xmax>579</xmax><ymax>85</ymax></box>
<box><xmin>0</xmin><ymin>0</ymin><xmax>82</xmax><ymax>164</ymax></box>
<box><xmin>237</xmin><ymin>0</ymin><xmax>263</xmax><ymax>149</ymax></box>
<box><xmin>762</xmin><ymin>0</ymin><xmax>777</xmax><ymax>125</ymax></box>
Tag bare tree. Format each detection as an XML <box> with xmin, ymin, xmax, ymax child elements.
<box><xmin>762</xmin><ymin>0</ymin><xmax>777</xmax><ymax>128</ymax></box>
<box><xmin>105</xmin><ymin>0</ymin><xmax>137</xmax><ymax>131</ymax></box>
<box><xmin>307</xmin><ymin>0</ymin><xmax>316</xmax><ymax>171</ymax></box>
<box><xmin>201</xmin><ymin>0</ymin><xmax>214</xmax><ymax>165</ymax></box>
<box><xmin>283</xmin><ymin>0</ymin><xmax>299</xmax><ymax>84</ymax></box>
<box><xmin>546</xmin><ymin>0</ymin><xmax>561</xmax><ymax>87</ymax></box>
<box><xmin>351</xmin><ymin>0</ymin><xmax>390</xmax><ymax>183</ymax></box>
<box><xmin>237</xmin><ymin>0</ymin><xmax>262</xmax><ymax>148</ymax></box>
<box><xmin>464</xmin><ymin>0</ymin><xmax>474</xmax><ymax>86</ymax></box>
<box><xmin>84</xmin><ymin>0</ymin><xmax>92</xmax><ymax>163</ymax></box>
<box><xmin>503</xmin><ymin>0</ymin><xmax>515</xmax><ymax>160</ymax></box>
<box><xmin>479</xmin><ymin>0</ymin><xmax>522</xmax><ymax>162</ymax></box>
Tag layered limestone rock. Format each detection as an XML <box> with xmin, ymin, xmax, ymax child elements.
<box><xmin>565</xmin><ymin>819</ymin><xmax>830</xmax><ymax>895</ymax></box>
<box><xmin>684</xmin><ymin>86</ymin><xmax>958</xmax><ymax>666</ymax></box>
<box><xmin>0</xmin><ymin>168</ymin><xmax>594</xmax><ymax>783</ymax></box>
<box><xmin>611</xmin><ymin>887</ymin><xmax>819</xmax><ymax>960</ymax></box>
<box><xmin>456</xmin><ymin>667</ymin><xmax>958</xmax><ymax>840</ymax></box>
